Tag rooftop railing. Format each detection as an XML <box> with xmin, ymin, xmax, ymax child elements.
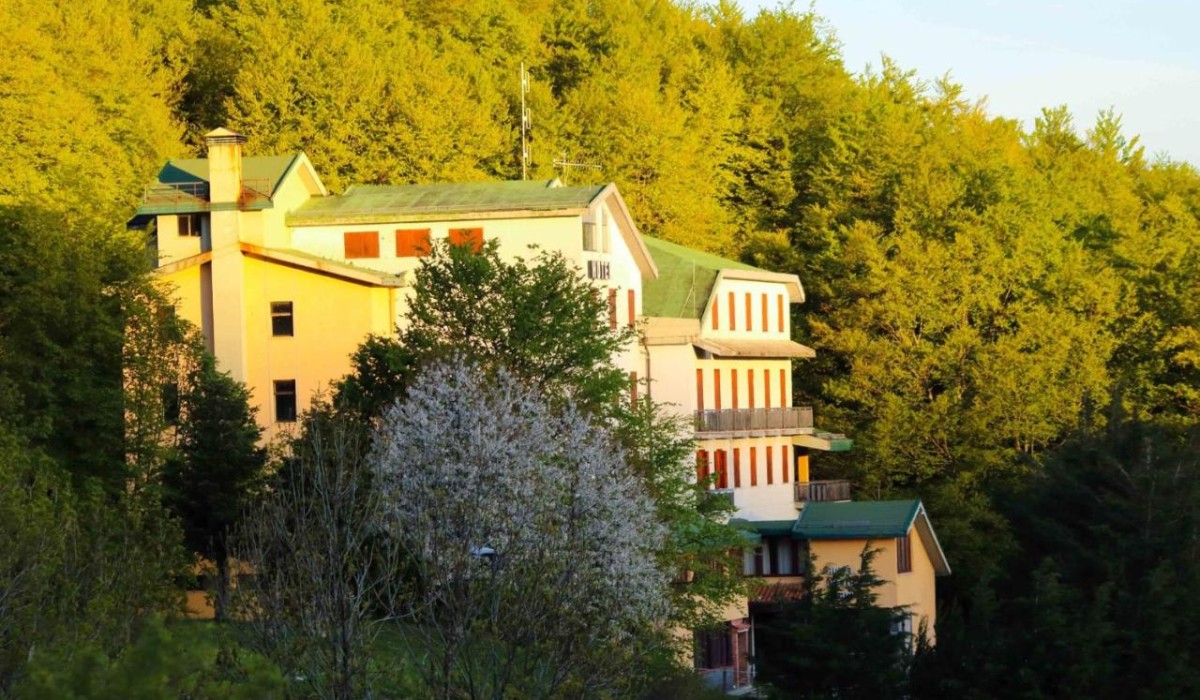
<box><xmin>141</xmin><ymin>178</ymin><xmax>274</xmax><ymax>208</ymax></box>
<box><xmin>794</xmin><ymin>479</ymin><xmax>852</xmax><ymax>503</ymax></box>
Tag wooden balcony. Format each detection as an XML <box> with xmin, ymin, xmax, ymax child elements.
<box><xmin>694</xmin><ymin>406</ymin><xmax>814</xmax><ymax>437</ymax></box>
<box><xmin>793</xmin><ymin>479</ymin><xmax>851</xmax><ymax>504</ymax></box>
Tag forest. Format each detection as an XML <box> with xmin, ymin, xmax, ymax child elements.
<box><xmin>2</xmin><ymin>0</ymin><xmax>1200</xmax><ymax>697</ymax></box>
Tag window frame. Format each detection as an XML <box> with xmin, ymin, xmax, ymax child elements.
<box><xmin>274</xmin><ymin>380</ymin><xmax>297</xmax><ymax>423</ymax></box>
<box><xmin>897</xmin><ymin>534</ymin><xmax>913</xmax><ymax>574</ymax></box>
<box><xmin>270</xmin><ymin>301</ymin><xmax>294</xmax><ymax>337</ymax></box>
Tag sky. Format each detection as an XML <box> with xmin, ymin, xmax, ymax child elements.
<box><xmin>737</xmin><ymin>0</ymin><xmax>1200</xmax><ymax>165</ymax></box>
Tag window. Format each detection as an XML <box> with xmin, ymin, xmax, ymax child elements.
<box><xmin>732</xmin><ymin>448</ymin><xmax>741</xmax><ymax>488</ymax></box>
<box><xmin>178</xmin><ymin>213</ymin><xmax>202</xmax><ymax>237</ymax></box>
<box><xmin>696</xmin><ymin>450</ymin><xmax>709</xmax><ymax>483</ymax></box>
<box><xmin>777</xmin><ymin>294</ymin><xmax>785</xmax><ymax>332</ymax></box>
<box><xmin>780</xmin><ymin>368</ymin><xmax>788</xmax><ymax>408</ymax></box>
<box><xmin>344</xmin><ymin>231</ymin><xmax>379</xmax><ymax>259</ymax></box>
<box><xmin>728</xmin><ymin>292</ymin><xmax>736</xmax><ymax>331</ymax></box>
<box><xmin>582</xmin><ymin>221</ymin><xmax>601</xmax><ymax>251</ymax></box>
<box><xmin>711</xmin><ymin>298</ymin><xmax>719</xmax><ymax>330</ymax></box>
<box><xmin>608</xmin><ymin>289</ymin><xmax>618</xmax><ymax>330</ymax></box>
<box><xmin>274</xmin><ymin>380</ymin><xmax>297</xmax><ymax>423</ymax></box>
<box><xmin>627</xmin><ymin>289</ymin><xmax>636</xmax><ymax>327</ymax></box>
<box><xmin>696</xmin><ymin>369</ymin><xmax>704</xmax><ymax>412</ymax></box>
<box><xmin>766</xmin><ymin>447</ymin><xmax>774</xmax><ymax>485</ymax></box>
<box><xmin>629</xmin><ymin>371</ymin><xmax>638</xmax><ymax>409</ymax></box>
<box><xmin>395</xmin><ymin>228</ymin><xmax>431</xmax><ymax>257</ymax></box>
<box><xmin>780</xmin><ymin>445</ymin><xmax>789</xmax><ymax>483</ymax></box>
<box><xmin>891</xmin><ymin>612</ymin><xmax>915</xmax><ymax>652</ymax></box>
<box><xmin>745</xmin><ymin>293</ymin><xmax>753</xmax><ymax>331</ymax></box>
<box><xmin>764</xmin><ymin>370</ymin><xmax>771</xmax><ymax>408</ymax></box>
<box><xmin>731</xmin><ymin>369</ymin><xmax>738</xmax><ymax>410</ymax></box>
<box><xmin>270</xmin><ymin>301</ymin><xmax>294</xmax><ymax>336</ymax></box>
<box><xmin>748</xmin><ymin>369</ymin><xmax>755</xmax><ymax>408</ymax></box>
<box><xmin>161</xmin><ymin>383</ymin><xmax>180</xmax><ymax>425</ymax></box>
<box><xmin>713</xmin><ymin>369</ymin><xmax>721</xmax><ymax>410</ymax></box>
<box><xmin>761</xmin><ymin>293</ymin><xmax>769</xmax><ymax>332</ymax></box>
<box><xmin>715</xmin><ymin>450</ymin><xmax>728</xmax><ymax>489</ymax></box>
<box><xmin>695</xmin><ymin>627</ymin><xmax>733</xmax><ymax>670</ymax></box>
<box><xmin>897</xmin><ymin>534</ymin><xmax>913</xmax><ymax>573</ymax></box>
<box><xmin>749</xmin><ymin>447</ymin><xmax>758</xmax><ymax>486</ymax></box>
<box><xmin>449</xmin><ymin>227</ymin><xmax>483</xmax><ymax>252</ymax></box>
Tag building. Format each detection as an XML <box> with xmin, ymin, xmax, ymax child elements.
<box><xmin>131</xmin><ymin>128</ymin><xmax>948</xmax><ymax>690</ymax></box>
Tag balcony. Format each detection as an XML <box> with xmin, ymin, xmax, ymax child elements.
<box><xmin>139</xmin><ymin>178</ymin><xmax>275</xmax><ymax>212</ymax></box>
<box><xmin>793</xmin><ymin>479</ymin><xmax>851</xmax><ymax>504</ymax></box>
<box><xmin>694</xmin><ymin>407</ymin><xmax>814</xmax><ymax>437</ymax></box>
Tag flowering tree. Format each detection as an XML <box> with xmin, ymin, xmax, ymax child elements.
<box><xmin>371</xmin><ymin>360</ymin><xmax>668</xmax><ymax>699</ymax></box>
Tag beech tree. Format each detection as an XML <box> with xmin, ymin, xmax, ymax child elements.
<box><xmin>371</xmin><ymin>360</ymin><xmax>668</xmax><ymax>698</ymax></box>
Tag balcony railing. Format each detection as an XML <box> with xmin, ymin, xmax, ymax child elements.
<box><xmin>141</xmin><ymin>178</ymin><xmax>275</xmax><ymax>208</ymax></box>
<box><xmin>794</xmin><ymin>479</ymin><xmax>851</xmax><ymax>503</ymax></box>
<box><xmin>694</xmin><ymin>407</ymin><xmax>813</xmax><ymax>435</ymax></box>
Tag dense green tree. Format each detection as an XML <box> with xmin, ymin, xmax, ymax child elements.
<box><xmin>164</xmin><ymin>354</ymin><xmax>267</xmax><ymax>621</ymax></box>
<box><xmin>755</xmin><ymin>547</ymin><xmax>912</xmax><ymax>700</ymax></box>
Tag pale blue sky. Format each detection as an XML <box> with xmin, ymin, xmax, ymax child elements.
<box><xmin>736</xmin><ymin>1</ymin><xmax>1200</xmax><ymax>165</ymax></box>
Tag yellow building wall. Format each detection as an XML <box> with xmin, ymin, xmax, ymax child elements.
<box><xmin>241</xmin><ymin>257</ymin><xmax>394</xmax><ymax>439</ymax></box>
<box><xmin>809</xmin><ymin>530</ymin><xmax>939</xmax><ymax>643</ymax></box>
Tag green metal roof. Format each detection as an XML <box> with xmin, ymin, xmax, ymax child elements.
<box><xmin>131</xmin><ymin>155</ymin><xmax>299</xmax><ymax>220</ymax></box>
<box><xmin>792</xmin><ymin>500</ymin><xmax>922</xmax><ymax>540</ymax></box>
<box><xmin>641</xmin><ymin>236</ymin><xmax>763</xmax><ymax>319</ymax></box>
<box><xmin>731</xmin><ymin>519</ymin><xmax>799</xmax><ymax>537</ymax></box>
<box><xmin>287</xmin><ymin>179</ymin><xmax>606</xmax><ymax>225</ymax></box>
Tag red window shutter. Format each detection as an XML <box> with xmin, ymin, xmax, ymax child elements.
<box><xmin>766</xmin><ymin>447</ymin><xmax>774</xmax><ymax>485</ymax></box>
<box><xmin>749</xmin><ymin>447</ymin><xmax>757</xmax><ymax>486</ymax></box>
<box><xmin>745</xmin><ymin>293</ymin><xmax>753</xmax><ymax>331</ymax></box>
<box><xmin>696</xmin><ymin>368</ymin><xmax>704</xmax><ymax>412</ymax></box>
<box><xmin>733</xmin><ymin>448</ymin><xmax>741</xmax><ymax>488</ymax></box>
<box><xmin>728</xmin><ymin>292</ymin><xmax>736</xmax><ymax>331</ymax></box>
<box><xmin>716</xmin><ymin>450</ymin><xmax>728</xmax><ymax>489</ymax></box>
<box><xmin>608</xmin><ymin>289</ymin><xmax>617</xmax><ymax>330</ymax></box>
<box><xmin>781</xmin><ymin>445</ymin><xmax>789</xmax><ymax>483</ymax></box>
<box><xmin>713</xmin><ymin>369</ymin><xmax>721</xmax><ymax>410</ymax></box>
<box><xmin>449</xmin><ymin>227</ymin><xmax>483</xmax><ymax>252</ymax></box>
<box><xmin>731</xmin><ymin>369</ymin><xmax>739</xmax><ymax>410</ymax></box>
<box><xmin>344</xmin><ymin>231</ymin><xmax>379</xmax><ymax>259</ymax></box>
<box><xmin>696</xmin><ymin>450</ymin><xmax>709</xmax><ymax>482</ymax></box>
<box><xmin>748</xmin><ymin>369</ymin><xmax>755</xmax><ymax>408</ymax></box>
<box><xmin>711</xmin><ymin>298</ymin><xmax>719</xmax><ymax>330</ymax></box>
<box><xmin>627</xmin><ymin>289</ymin><xmax>635</xmax><ymax>327</ymax></box>
<box><xmin>629</xmin><ymin>371</ymin><xmax>638</xmax><ymax>409</ymax></box>
<box><xmin>395</xmin><ymin>228</ymin><xmax>431</xmax><ymax>257</ymax></box>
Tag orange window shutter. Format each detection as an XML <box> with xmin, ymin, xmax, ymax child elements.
<box><xmin>696</xmin><ymin>369</ymin><xmax>704</xmax><ymax>412</ymax></box>
<box><xmin>627</xmin><ymin>289</ymin><xmax>636</xmax><ymax>327</ymax></box>
<box><xmin>750</xmin><ymin>447</ymin><xmax>758</xmax><ymax>486</ymax></box>
<box><xmin>748</xmin><ymin>369</ymin><xmax>755</xmax><ymax>408</ymax></box>
<box><xmin>781</xmin><ymin>445</ymin><xmax>789</xmax><ymax>483</ymax></box>
<box><xmin>629</xmin><ymin>371</ymin><xmax>638</xmax><ymax>409</ymax></box>
<box><xmin>696</xmin><ymin>450</ymin><xmax>709</xmax><ymax>482</ymax></box>
<box><xmin>717</xmin><ymin>450</ymin><xmax>728</xmax><ymax>489</ymax></box>
<box><xmin>712</xmin><ymin>298</ymin><xmax>719</xmax><ymax>330</ymax></box>
<box><xmin>731</xmin><ymin>369</ymin><xmax>739</xmax><ymax>410</ymax></box>
<box><xmin>449</xmin><ymin>227</ymin><xmax>484</xmax><ymax>252</ymax></box>
<box><xmin>732</xmin><ymin>448</ymin><xmax>741</xmax><ymax>488</ymax></box>
<box><xmin>745</xmin><ymin>293</ymin><xmax>753</xmax><ymax>331</ymax></box>
<box><xmin>762</xmin><ymin>293</ymin><xmax>769</xmax><ymax>332</ymax></box>
<box><xmin>780</xmin><ymin>368</ymin><xmax>787</xmax><ymax>408</ymax></box>
<box><xmin>777</xmin><ymin>294</ymin><xmax>785</xmax><ymax>333</ymax></box>
<box><xmin>395</xmin><ymin>228</ymin><xmax>431</xmax><ymax>257</ymax></box>
<box><xmin>608</xmin><ymin>289</ymin><xmax>617</xmax><ymax>330</ymax></box>
<box><xmin>728</xmin><ymin>292</ymin><xmax>736</xmax><ymax>331</ymax></box>
<box><xmin>763</xmin><ymin>370</ymin><xmax>771</xmax><ymax>408</ymax></box>
<box><xmin>766</xmin><ymin>447</ymin><xmax>774</xmax><ymax>485</ymax></box>
<box><xmin>714</xmin><ymin>369</ymin><xmax>722</xmax><ymax>410</ymax></box>
<box><xmin>344</xmin><ymin>231</ymin><xmax>379</xmax><ymax>259</ymax></box>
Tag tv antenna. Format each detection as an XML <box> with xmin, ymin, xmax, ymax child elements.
<box><xmin>520</xmin><ymin>62</ymin><xmax>531</xmax><ymax>180</ymax></box>
<box><xmin>553</xmin><ymin>153</ymin><xmax>602</xmax><ymax>183</ymax></box>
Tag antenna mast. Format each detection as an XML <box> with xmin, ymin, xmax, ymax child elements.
<box><xmin>520</xmin><ymin>62</ymin><xmax>530</xmax><ymax>180</ymax></box>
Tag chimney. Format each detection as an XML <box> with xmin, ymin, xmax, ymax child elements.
<box><xmin>204</xmin><ymin>127</ymin><xmax>246</xmax><ymax>204</ymax></box>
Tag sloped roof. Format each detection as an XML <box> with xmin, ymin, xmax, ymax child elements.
<box><xmin>795</xmin><ymin>500</ymin><xmax>950</xmax><ymax>575</ymax></box>
<box><xmin>159</xmin><ymin>155</ymin><xmax>299</xmax><ymax>191</ymax></box>
<box><xmin>641</xmin><ymin>236</ymin><xmax>760</xmax><ymax>319</ymax></box>
<box><xmin>641</xmin><ymin>236</ymin><xmax>804</xmax><ymax>319</ymax></box>
<box><xmin>287</xmin><ymin>179</ymin><xmax>606</xmax><ymax>225</ymax></box>
<box><xmin>131</xmin><ymin>154</ymin><xmax>301</xmax><ymax>221</ymax></box>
